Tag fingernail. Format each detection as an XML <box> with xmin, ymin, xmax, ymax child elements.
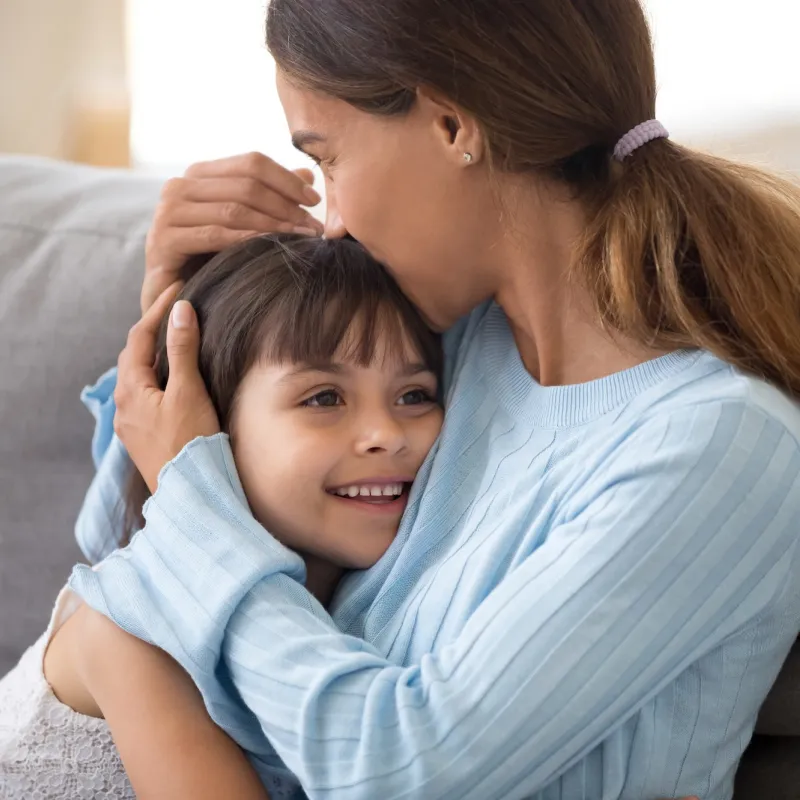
<box><xmin>171</xmin><ymin>300</ymin><xmax>193</xmax><ymax>329</ymax></box>
<box><xmin>303</xmin><ymin>185</ymin><xmax>322</xmax><ymax>204</ymax></box>
<box><xmin>292</xmin><ymin>226</ymin><xmax>319</xmax><ymax>237</ymax></box>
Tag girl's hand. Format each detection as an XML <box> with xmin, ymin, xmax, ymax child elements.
<box><xmin>114</xmin><ymin>284</ymin><xmax>217</xmax><ymax>493</ymax></box>
<box><xmin>142</xmin><ymin>152</ymin><xmax>323</xmax><ymax>313</ymax></box>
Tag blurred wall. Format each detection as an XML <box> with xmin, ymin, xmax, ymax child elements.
<box><xmin>696</xmin><ymin>124</ymin><xmax>800</xmax><ymax>176</ymax></box>
<box><xmin>0</xmin><ymin>0</ymin><xmax>129</xmax><ymax>166</ymax></box>
<box><xmin>1</xmin><ymin>0</ymin><xmax>796</xmax><ymax>176</ymax></box>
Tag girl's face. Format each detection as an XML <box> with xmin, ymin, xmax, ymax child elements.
<box><xmin>277</xmin><ymin>71</ymin><xmax>500</xmax><ymax>332</ymax></box>
<box><xmin>229</xmin><ymin>328</ymin><xmax>443</xmax><ymax>570</ymax></box>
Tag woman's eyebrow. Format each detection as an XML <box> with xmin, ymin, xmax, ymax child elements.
<box><xmin>291</xmin><ymin>131</ymin><xmax>327</xmax><ymax>154</ymax></box>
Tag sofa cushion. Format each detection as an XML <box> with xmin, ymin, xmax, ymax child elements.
<box><xmin>0</xmin><ymin>155</ymin><xmax>160</xmax><ymax>674</ymax></box>
<box><xmin>756</xmin><ymin>637</ymin><xmax>800</xmax><ymax>737</ymax></box>
<box><xmin>734</xmin><ymin>734</ymin><xmax>800</xmax><ymax>799</ymax></box>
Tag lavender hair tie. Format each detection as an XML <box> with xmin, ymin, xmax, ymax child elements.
<box><xmin>613</xmin><ymin>120</ymin><xmax>669</xmax><ymax>162</ymax></box>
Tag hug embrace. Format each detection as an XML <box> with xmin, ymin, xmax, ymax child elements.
<box><xmin>1</xmin><ymin>0</ymin><xmax>799</xmax><ymax>799</ymax></box>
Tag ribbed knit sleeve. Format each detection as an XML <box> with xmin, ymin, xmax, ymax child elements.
<box><xmin>74</xmin><ymin>367</ymin><xmax>130</xmax><ymax>564</ymax></box>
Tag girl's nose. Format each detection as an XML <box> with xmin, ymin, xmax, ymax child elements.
<box><xmin>355</xmin><ymin>412</ymin><xmax>409</xmax><ymax>457</ymax></box>
<box><xmin>323</xmin><ymin>185</ymin><xmax>348</xmax><ymax>240</ymax></box>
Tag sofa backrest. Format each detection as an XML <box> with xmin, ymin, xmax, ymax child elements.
<box><xmin>0</xmin><ymin>156</ymin><xmax>160</xmax><ymax>672</ymax></box>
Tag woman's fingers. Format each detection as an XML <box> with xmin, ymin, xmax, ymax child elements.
<box><xmin>293</xmin><ymin>167</ymin><xmax>316</xmax><ymax>187</ymax></box>
<box><xmin>120</xmin><ymin>283</ymin><xmax>183</xmax><ymax>389</ymax></box>
<box><xmin>141</xmin><ymin>152</ymin><xmax>324</xmax><ymax>313</ymax></box>
<box><xmin>167</xmin><ymin>199</ymin><xmax>317</xmax><ymax>235</ymax></box>
<box><xmin>165</xmin><ymin>177</ymin><xmax>322</xmax><ymax>231</ymax></box>
<box><xmin>184</xmin><ymin>152</ymin><xmax>322</xmax><ymax>207</ymax></box>
<box><xmin>165</xmin><ymin>301</ymin><xmax>206</xmax><ymax>398</ymax></box>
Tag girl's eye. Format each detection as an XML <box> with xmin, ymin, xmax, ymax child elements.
<box><xmin>398</xmin><ymin>389</ymin><xmax>434</xmax><ymax>406</ymax></box>
<box><xmin>303</xmin><ymin>389</ymin><xmax>343</xmax><ymax>408</ymax></box>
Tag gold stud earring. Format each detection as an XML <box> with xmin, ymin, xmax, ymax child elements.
<box><xmin>463</xmin><ymin>152</ymin><xmax>473</xmax><ymax>163</ymax></box>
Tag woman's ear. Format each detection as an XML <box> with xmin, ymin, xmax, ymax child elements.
<box><xmin>416</xmin><ymin>86</ymin><xmax>485</xmax><ymax>167</ymax></box>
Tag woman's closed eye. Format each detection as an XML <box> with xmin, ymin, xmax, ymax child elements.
<box><xmin>306</xmin><ymin>154</ymin><xmax>336</xmax><ymax>179</ymax></box>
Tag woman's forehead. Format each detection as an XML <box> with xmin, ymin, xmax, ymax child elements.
<box><xmin>278</xmin><ymin>72</ymin><xmax>344</xmax><ymax>132</ymax></box>
<box><xmin>277</xmin><ymin>70</ymin><xmax>373</xmax><ymax>148</ymax></box>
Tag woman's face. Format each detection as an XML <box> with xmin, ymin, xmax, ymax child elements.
<box><xmin>229</xmin><ymin>325</ymin><xmax>443</xmax><ymax>570</ymax></box>
<box><xmin>277</xmin><ymin>72</ymin><xmax>498</xmax><ymax>331</ymax></box>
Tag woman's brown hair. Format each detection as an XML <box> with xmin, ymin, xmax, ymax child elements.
<box><xmin>121</xmin><ymin>234</ymin><xmax>442</xmax><ymax>545</ymax></box>
<box><xmin>267</xmin><ymin>0</ymin><xmax>800</xmax><ymax>395</ymax></box>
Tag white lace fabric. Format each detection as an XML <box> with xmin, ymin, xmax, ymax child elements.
<box><xmin>0</xmin><ymin>590</ymin><xmax>134</xmax><ymax>799</ymax></box>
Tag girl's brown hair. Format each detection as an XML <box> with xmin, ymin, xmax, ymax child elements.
<box><xmin>122</xmin><ymin>234</ymin><xmax>442</xmax><ymax>545</ymax></box>
<box><xmin>267</xmin><ymin>0</ymin><xmax>800</xmax><ymax>396</ymax></box>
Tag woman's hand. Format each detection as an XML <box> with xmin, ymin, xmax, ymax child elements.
<box><xmin>114</xmin><ymin>284</ymin><xmax>217</xmax><ymax>492</ymax></box>
<box><xmin>142</xmin><ymin>152</ymin><xmax>323</xmax><ymax>313</ymax></box>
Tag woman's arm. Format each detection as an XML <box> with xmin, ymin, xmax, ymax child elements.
<box><xmin>72</xmin><ymin>602</ymin><xmax>270</xmax><ymax>800</ymax></box>
<box><xmin>70</xmin><ymin>397</ymin><xmax>800</xmax><ymax>798</ymax></box>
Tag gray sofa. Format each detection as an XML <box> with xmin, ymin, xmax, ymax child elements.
<box><xmin>0</xmin><ymin>155</ymin><xmax>797</xmax><ymax>798</ymax></box>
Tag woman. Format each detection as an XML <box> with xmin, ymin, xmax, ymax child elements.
<box><xmin>70</xmin><ymin>0</ymin><xmax>800</xmax><ymax>797</ymax></box>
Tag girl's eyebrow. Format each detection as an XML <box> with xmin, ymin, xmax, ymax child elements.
<box><xmin>401</xmin><ymin>363</ymin><xmax>433</xmax><ymax>377</ymax></box>
<box><xmin>279</xmin><ymin>363</ymin><xmax>343</xmax><ymax>384</ymax></box>
<box><xmin>278</xmin><ymin>362</ymin><xmax>432</xmax><ymax>385</ymax></box>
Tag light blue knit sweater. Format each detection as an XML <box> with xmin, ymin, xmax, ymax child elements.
<box><xmin>70</xmin><ymin>302</ymin><xmax>800</xmax><ymax>800</ymax></box>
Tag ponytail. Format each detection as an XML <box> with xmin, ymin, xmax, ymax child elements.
<box><xmin>579</xmin><ymin>140</ymin><xmax>800</xmax><ymax>396</ymax></box>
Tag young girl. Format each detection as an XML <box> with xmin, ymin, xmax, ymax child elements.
<box><xmin>0</xmin><ymin>234</ymin><xmax>444</xmax><ymax>799</ymax></box>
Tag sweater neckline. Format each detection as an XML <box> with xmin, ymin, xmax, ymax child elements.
<box><xmin>481</xmin><ymin>303</ymin><xmax>702</xmax><ymax>429</ymax></box>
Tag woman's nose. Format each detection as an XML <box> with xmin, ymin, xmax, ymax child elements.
<box><xmin>323</xmin><ymin>185</ymin><xmax>348</xmax><ymax>240</ymax></box>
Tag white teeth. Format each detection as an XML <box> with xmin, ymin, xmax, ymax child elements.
<box><xmin>332</xmin><ymin>483</ymin><xmax>404</xmax><ymax>498</ymax></box>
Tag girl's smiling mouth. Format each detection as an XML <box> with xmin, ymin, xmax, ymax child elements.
<box><xmin>325</xmin><ymin>479</ymin><xmax>412</xmax><ymax>511</ymax></box>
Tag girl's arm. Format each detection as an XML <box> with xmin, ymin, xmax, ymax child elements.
<box><xmin>69</xmin><ymin>602</ymin><xmax>270</xmax><ymax>800</ymax></box>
